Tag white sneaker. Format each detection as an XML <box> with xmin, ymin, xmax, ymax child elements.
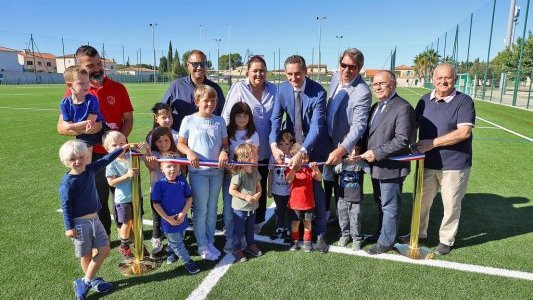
<box><xmin>208</xmin><ymin>243</ymin><xmax>221</xmax><ymax>257</ymax></box>
<box><xmin>198</xmin><ymin>246</ymin><xmax>218</xmax><ymax>261</ymax></box>
<box><xmin>151</xmin><ymin>237</ymin><xmax>163</xmax><ymax>255</ymax></box>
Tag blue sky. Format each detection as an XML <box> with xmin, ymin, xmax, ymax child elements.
<box><xmin>0</xmin><ymin>0</ymin><xmax>530</xmax><ymax>70</ymax></box>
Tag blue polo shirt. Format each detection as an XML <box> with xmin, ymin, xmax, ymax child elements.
<box><xmin>60</xmin><ymin>94</ymin><xmax>104</xmax><ymax>123</ymax></box>
<box><xmin>161</xmin><ymin>75</ymin><xmax>225</xmax><ymax>132</ymax></box>
<box><xmin>415</xmin><ymin>90</ymin><xmax>475</xmax><ymax>170</ymax></box>
<box><xmin>151</xmin><ymin>176</ymin><xmax>192</xmax><ymax>233</ymax></box>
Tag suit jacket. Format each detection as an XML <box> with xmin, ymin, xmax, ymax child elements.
<box><xmin>326</xmin><ymin>73</ymin><xmax>371</xmax><ymax>152</ymax></box>
<box><xmin>269</xmin><ymin>78</ymin><xmax>329</xmax><ymax>161</ymax></box>
<box><xmin>365</xmin><ymin>93</ymin><xmax>415</xmax><ymax>180</ymax></box>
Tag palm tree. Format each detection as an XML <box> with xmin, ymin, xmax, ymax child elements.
<box><xmin>413</xmin><ymin>49</ymin><xmax>440</xmax><ymax>83</ymax></box>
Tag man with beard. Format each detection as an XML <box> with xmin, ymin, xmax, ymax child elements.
<box><xmin>161</xmin><ymin>50</ymin><xmax>225</xmax><ymax>132</ymax></box>
<box><xmin>57</xmin><ymin>45</ymin><xmax>134</xmax><ymax>238</ymax></box>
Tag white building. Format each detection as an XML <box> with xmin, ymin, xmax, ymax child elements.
<box><xmin>0</xmin><ymin>46</ymin><xmax>23</xmax><ymax>72</ymax></box>
<box><xmin>18</xmin><ymin>50</ymin><xmax>57</xmax><ymax>73</ymax></box>
<box><xmin>55</xmin><ymin>54</ymin><xmax>117</xmax><ymax>74</ymax></box>
<box><xmin>55</xmin><ymin>54</ymin><xmax>77</xmax><ymax>74</ymax></box>
<box><xmin>116</xmin><ymin>67</ymin><xmax>157</xmax><ymax>76</ymax></box>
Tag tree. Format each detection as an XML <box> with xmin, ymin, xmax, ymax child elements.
<box><xmin>218</xmin><ymin>53</ymin><xmax>243</xmax><ymax>70</ymax></box>
<box><xmin>413</xmin><ymin>49</ymin><xmax>440</xmax><ymax>81</ymax></box>
<box><xmin>491</xmin><ymin>31</ymin><xmax>533</xmax><ymax>81</ymax></box>
<box><xmin>126</xmin><ymin>57</ymin><xmax>130</xmax><ymax>67</ymax></box>
<box><xmin>159</xmin><ymin>56</ymin><xmax>168</xmax><ymax>73</ymax></box>
<box><xmin>172</xmin><ymin>51</ymin><xmax>187</xmax><ymax>78</ymax></box>
<box><xmin>167</xmin><ymin>41</ymin><xmax>173</xmax><ymax>72</ymax></box>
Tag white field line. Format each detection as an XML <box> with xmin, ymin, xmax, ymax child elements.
<box><xmin>254</xmin><ymin>235</ymin><xmax>533</xmax><ymax>281</ymax></box>
<box><xmin>186</xmin><ymin>203</ymin><xmax>276</xmax><ymax>300</ymax></box>
<box><xmin>475</xmin><ymin>126</ymin><xmax>499</xmax><ymax>129</ymax></box>
<box><xmin>398</xmin><ymin>88</ymin><xmax>533</xmax><ymax>142</ymax></box>
<box><xmin>56</xmin><ymin>204</ymin><xmax>533</xmax><ymax>282</ymax></box>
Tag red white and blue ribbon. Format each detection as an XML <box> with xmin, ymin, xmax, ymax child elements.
<box><xmin>388</xmin><ymin>153</ymin><xmax>425</xmax><ymax>161</ymax></box>
<box><xmin>156</xmin><ymin>157</ymin><xmax>326</xmax><ymax>168</ymax></box>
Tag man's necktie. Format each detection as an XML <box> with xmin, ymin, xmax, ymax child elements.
<box><xmin>371</xmin><ymin>102</ymin><xmax>385</xmax><ymax>128</ymax></box>
<box><xmin>294</xmin><ymin>91</ymin><xmax>304</xmax><ymax>144</ymax></box>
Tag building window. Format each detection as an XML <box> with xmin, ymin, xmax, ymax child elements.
<box><xmin>46</xmin><ymin>62</ymin><xmax>51</xmax><ymax>67</ymax></box>
<box><xmin>38</xmin><ymin>61</ymin><xmax>42</xmax><ymax>66</ymax></box>
<box><xmin>27</xmin><ymin>61</ymin><xmax>33</xmax><ymax>65</ymax></box>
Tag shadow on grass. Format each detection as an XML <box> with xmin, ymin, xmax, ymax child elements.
<box><xmin>396</xmin><ymin>192</ymin><xmax>532</xmax><ymax>249</ymax></box>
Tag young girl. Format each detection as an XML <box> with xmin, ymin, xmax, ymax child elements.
<box><xmin>286</xmin><ymin>144</ymin><xmax>323</xmax><ymax>253</ymax></box>
<box><xmin>267</xmin><ymin>130</ymin><xmax>294</xmax><ymax>240</ymax></box>
<box><xmin>146</xmin><ymin>103</ymin><xmax>179</xmax><ymax>145</ymax></box>
<box><xmin>177</xmin><ymin>84</ymin><xmax>229</xmax><ymax>261</ymax></box>
<box><xmin>228</xmin><ymin>143</ymin><xmax>262</xmax><ymax>262</ymax></box>
<box><xmin>222</xmin><ymin>102</ymin><xmax>259</xmax><ymax>253</ymax></box>
<box><xmin>144</xmin><ymin>126</ymin><xmax>178</xmax><ymax>256</ymax></box>
<box><xmin>103</xmin><ymin>131</ymin><xmax>143</xmax><ymax>259</ymax></box>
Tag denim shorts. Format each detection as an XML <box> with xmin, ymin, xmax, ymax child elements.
<box><xmin>116</xmin><ymin>202</ymin><xmax>133</xmax><ymax>223</ymax></box>
<box><xmin>71</xmin><ymin>217</ymin><xmax>109</xmax><ymax>257</ymax></box>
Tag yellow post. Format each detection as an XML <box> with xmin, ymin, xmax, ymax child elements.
<box><xmin>118</xmin><ymin>151</ymin><xmax>160</xmax><ymax>275</ymax></box>
<box><xmin>394</xmin><ymin>159</ymin><xmax>434</xmax><ymax>259</ymax></box>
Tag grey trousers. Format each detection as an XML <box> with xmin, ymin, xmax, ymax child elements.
<box><xmin>337</xmin><ymin>198</ymin><xmax>362</xmax><ymax>240</ymax></box>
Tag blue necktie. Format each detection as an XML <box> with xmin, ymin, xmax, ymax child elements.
<box><xmin>371</xmin><ymin>102</ymin><xmax>385</xmax><ymax>128</ymax></box>
<box><xmin>294</xmin><ymin>91</ymin><xmax>304</xmax><ymax>144</ymax></box>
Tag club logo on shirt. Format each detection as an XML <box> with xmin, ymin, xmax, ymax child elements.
<box><xmin>107</xmin><ymin>96</ymin><xmax>116</xmax><ymax>105</ymax></box>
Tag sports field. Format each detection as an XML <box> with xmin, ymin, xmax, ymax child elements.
<box><xmin>0</xmin><ymin>83</ymin><xmax>531</xmax><ymax>299</ymax></box>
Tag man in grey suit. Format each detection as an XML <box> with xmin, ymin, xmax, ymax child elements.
<box><xmin>360</xmin><ymin>70</ymin><xmax>415</xmax><ymax>255</ymax></box>
<box><xmin>325</xmin><ymin>48</ymin><xmax>371</xmax><ymax>236</ymax></box>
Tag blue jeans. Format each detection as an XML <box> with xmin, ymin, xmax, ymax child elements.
<box><xmin>166</xmin><ymin>231</ymin><xmax>191</xmax><ymax>263</ymax></box>
<box><xmin>222</xmin><ymin>173</ymin><xmax>234</xmax><ymax>247</ymax></box>
<box><xmin>372</xmin><ymin>177</ymin><xmax>404</xmax><ymax>248</ymax></box>
<box><xmin>232</xmin><ymin>209</ymin><xmax>256</xmax><ymax>251</ymax></box>
<box><xmin>189</xmin><ymin>168</ymin><xmax>224</xmax><ymax>248</ymax></box>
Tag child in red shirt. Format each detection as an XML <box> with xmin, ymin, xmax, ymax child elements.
<box><xmin>286</xmin><ymin>144</ymin><xmax>322</xmax><ymax>252</ymax></box>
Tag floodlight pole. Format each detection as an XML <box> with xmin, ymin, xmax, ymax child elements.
<box><xmin>336</xmin><ymin>35</ymin><xmax>343</xmax><ymax>57</ymax></box>
<box><xmin>150</xmin><ymin>23</ymin><xmax>158</xmax><ymax>83</ymax></box>
<box><xmin>215</xmin><ymin>38</ymin><xmax>222</xmax><ymax>84</ymax></box>
<box><xmin>317</xmin><ymin>17</ymin><xmax>326</xmax><ymax>83</ymax></box>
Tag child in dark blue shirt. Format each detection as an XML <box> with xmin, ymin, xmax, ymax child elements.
<box><xmin>58</xmin><ymin>139</ymin><xmax>142</xmax><ymax>300</ymax></box>
<box><xmin>151</xmin><ymin>155</ymin><xmax>200</xmax><ymax>274</ymax></box>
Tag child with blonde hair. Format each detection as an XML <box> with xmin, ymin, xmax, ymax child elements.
<box><xmin>228</xmin><ymin>143</ymin><xmax>263</xmax><ymax>262</ymax></box>
<box><xmin>103</xmin><ymin>131</ymin><xmax>145</xmax><ymax>259</ymax></box>
<box><xmin>59</xmin><ymin>139</ymin><xmax>141</xmax><ymax>299</ymax></box>
<box><xmin>178</xmin><ymin>84</ymin><xmax>229</xmax><ymax>260</ymax></box>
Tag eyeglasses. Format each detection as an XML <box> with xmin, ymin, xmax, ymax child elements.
<box><xmin>372</xmin><ymin>82</ymin><xmax>390</xmax><ymax>88</ymax></box>
<box><xmin>188</xmin><ymin>61</ymin><xmax>208</xmax><ymax>69</ymax></box>
<box><xmin>340</xmin><ymin>62</ymin><xmax>358</xmax><ymax>71</ymax></box>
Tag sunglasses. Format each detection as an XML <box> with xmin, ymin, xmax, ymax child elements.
<box><xmin>188</xmin><ymin>61</ymin><xmax>208</xmax><ymax>69</ymax></box>
<box><xmin>340</xmin><ymin>62</ymin><xmax>358</xmax><ymax>71</ymax></box>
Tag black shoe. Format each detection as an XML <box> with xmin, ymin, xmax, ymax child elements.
<box><xmin>316</xmin><ymin>237</ymin><xmax>329</xmax><ymax>253</ymax></box>
<box><xmin>364</xmin><ymin>233</ymin><xmax>380</xmax><ymax>243</ymax></box>
<box><xmin>434</xmin><ymin>243</ymin><xmax>452</xmax><ymax>255</ymax></box>
<box><xmin>398</xmin><ymin>234</ymin><xmax>428</xmax><ymax>245</ymax></box>
<box><xmin>366</xmin><ymin>243</ymin><xmax>392</xmax><ymax>255</ymax></box>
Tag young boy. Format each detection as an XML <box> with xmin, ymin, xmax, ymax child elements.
<box><xmin>286</xmin><ymin>144</ymin><xmax>323</xmax><ymax>252</ymax></box>
<box><xmin>103</xmin><ymin>131</ymin><xmax>139</xmax><ymax>259</ymax></box>
<box><xmin>58</xmin><ymin>140</ymin><xmax>137</xmax><ymax>300</ymax></box>
<box><xmin>267</xmin><ymin>130</ymin><xmax>293</xmax><ymax>240</ymax></box>
<box><xmin>60</xmin><ymin>65</ymin><xmax>106</xmax><ymax>150</ymax></box>
<box><xmin>151</xmin><ymin>155</ymin><xmax>200</xmax><ymax>274</ymax></box>
<box><xmin>333</xmin><ymin>145</ymin><xmax>370</xmax><ymax>251</ymax></box>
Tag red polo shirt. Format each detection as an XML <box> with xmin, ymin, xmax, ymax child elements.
<box><xmin>65</xmin><ymin>76</ymin><xmax>133</xmax><ymax>154</ymax></box>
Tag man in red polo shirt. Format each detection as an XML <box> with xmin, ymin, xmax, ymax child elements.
<box><xmin>57</xmin><ymin>45</ymin><xmax>134</xmax><ymax>238</ymax></box>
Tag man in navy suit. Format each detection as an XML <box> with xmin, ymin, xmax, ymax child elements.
<box><xmin>360</xmin><ymin>70</ymin><xmax>415</xmax><ymax>255</ymax></box>
<box><xmin>270</xmin><ymin>55</ymin><xmax>330</xmax><ymax>253</ymax></box>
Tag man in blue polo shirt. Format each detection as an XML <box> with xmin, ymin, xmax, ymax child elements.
<box><xmin>161</xmin><ymin>50</ymin><xmax>225</xmax><ymax>132</ymax></box>
<box><xmin>412</xmin><ymin>63</ymin><xmax>475</xmax><ymax>255</ymax></box>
